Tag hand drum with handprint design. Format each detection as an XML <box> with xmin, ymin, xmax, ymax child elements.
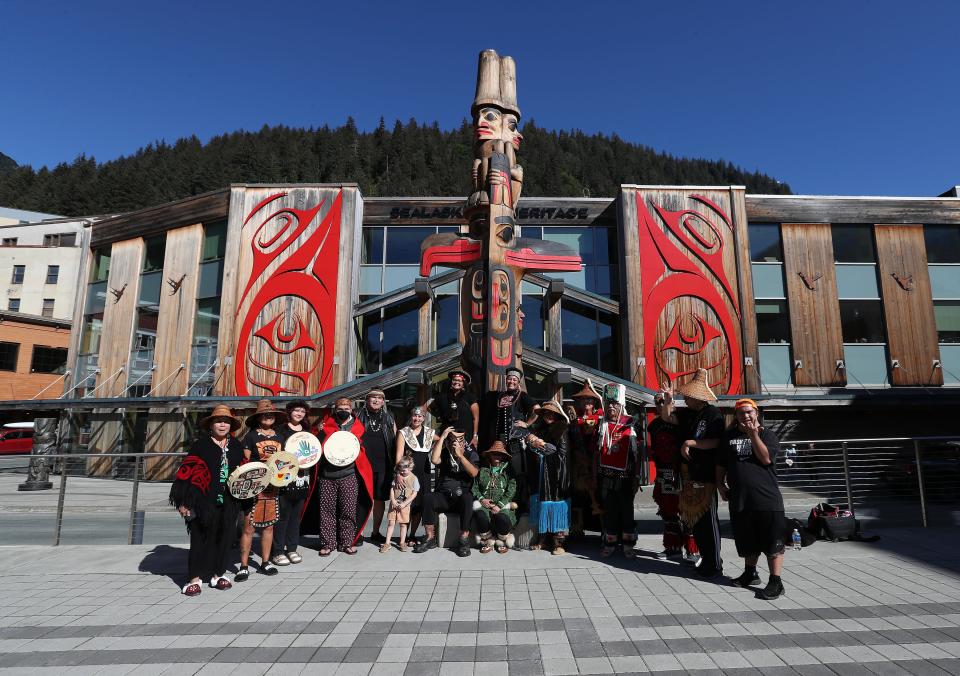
<box><xmin>285</xmin><ymin>431</ymin><xmax>322</xmax><ymax>469</ymax></box>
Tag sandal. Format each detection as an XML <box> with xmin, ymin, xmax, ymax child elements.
<box><xmin>379</xmin><ymin>544</ymin><xmax>391</xmax><ymax>553</ymax></box>
<box><xmin>318</xmin><ymin>547</ymin><xmax>332</xmax><ymax>557</ymax></box>
<box><xmin>210</xmin><ymin>576</ymin><xmax>232</xmax><ymax>590</ymax></box>
<box><xmin>480</xmin><ymin>541</ymin><xmax>493</xmax><ymax>554</ymax></box>
<box><xmin>182</xmin><ymin>582</ymin><xmax>201</xmax><ymax>596</ymax></box>
<box><xmin>287</xmin><ymin>552</ymin><xmax>302</xmax><ymax>564</ymax></box>
<box><xmin>399</xmin><ymin>542</ymin><xmax>409</xmax><ymax>553</ymax></box>
<box><xmin>495</xmin><ymin>542</ymin><xmax>509</xmax><ymax>554</ymax></box>
<box><xmin>342</xmin><ymin>546</ymin><xmax>358</xmax><ymax>555</ymax></box>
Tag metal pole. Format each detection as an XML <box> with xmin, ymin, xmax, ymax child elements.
<box><xmin>841</xmin><ymin>441</ymin><xmax>855</xmax><ymax>514</ymax></box>
<box><xmin>53</xmin><ymin>465</ymin><xmax>67</xmax><ymax>546</ymax></box>
<box><xmin>128</xmin><ymin>455</ymin><xmax>142</xmax><ymax>545</ymax></box>
<box><xmin>914</xmin><ymin>439</ymin><xmax>928</xmax><ymax>528</ymax></box>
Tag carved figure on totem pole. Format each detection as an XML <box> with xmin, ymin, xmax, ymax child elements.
<box><xmin>420</xmin><ymin>49</ymin><xmax>581</xmax><ymax>394</ymax></box>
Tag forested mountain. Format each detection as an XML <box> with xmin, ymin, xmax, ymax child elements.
<box><xmin>0</xmin><ymin>119</ymin><xmax>790</xmax><ymax>217</ymax></box>
<box><xmin>0</xmin><ymin>152</ymin><xmax>16</xmax><ymax>176</ymax></box>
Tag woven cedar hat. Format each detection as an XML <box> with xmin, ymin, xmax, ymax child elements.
<box><xmin>199</xmin><ymin>404</ymin><xmax>242</xmax><ymax>432</ymax></box>
<box><xmin>677</xmin><ymin>368</ymin><xmax>717</xmax><ymax>402</ymax></box>
<box><xmin>482</xmin><ymin>440</ymin><xmax>512</xmax><ymax>460</ymax></box>
<box><xmin>472</xmin><ymin>49</ymin><xmax>520</xmax><ymax>119</ymax></box>
<box><xmin>245</xmin><ymin>399</ymin><xmax>288</xmax><ymax>428</ymax></box>
<box><xmin>534</xmin><ymin>400</ymin><xmax>569</xmax><ymax>424</ymax></box>
<box><xmin>571</xmin><ymin>379</ymin><xmax>602</xmax><ymax>405</ymax></box>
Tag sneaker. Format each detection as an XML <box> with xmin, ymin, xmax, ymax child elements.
<box><xmin>758</xmin><ymin>579</ymin><xmax>785</xmax><ymax>600</ymax></box>
<box><xmin>233</xmin><ymin>567</ymin><xmax>249</xmax><ymax>583</ymax></box>
<box><xmin>413</xmin><ymin>537</ymin><xmax>438</xmax><ymax>554</ymax></box>
<box><xmin>732</xmin><ymin>570</ymin><xmax>761</xmax><ymax>588</ymax></box>
<box><xmin>260</xmin><ymin>562</ymin><xmax>279</xmax><ymax>576</ymax></box>
<box><xmin>456</xmin><ymin>537</ymin><xmax>471</xmax><ymax>557</ymax></box>
<box><xmin>271</xmin><ymin>554</ymin><xmax>290</xmax><ymax>566</ymax></box>
<box><xmin>287</xmin><ymin>552</ymin><xmax>302</xmax><ymax>564</ymax></box>
<box><xmin>379</xmin><ymin>544</ymin><xmax>391</xmax><ymax>554</ymax></box>
<box><xmin>682</xmin><ymin>553</ymin><xmax>702</xmax><ymax>567</ymax></box>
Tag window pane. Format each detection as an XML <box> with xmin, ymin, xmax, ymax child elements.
<box><xmin>193</xmin><ymin>298</ymin><xmax>221</xmax><ymax>344</ymax></box>
<box><xmin>41</xmin><ymin>299</ymin><xmax>54</xmax><ymax>318</ymax></box>
<box><xmin>544</xmin><ymin>227</ymin><xmax>594</xmax><ymax>263</ymax></box>
<box><xmin>836</xmin><ymin>264</ymin><xmax>880</xmax><ymax>299</ymax></box>
<box><xmin>31</xmin><ymin>346</ymin><xmax>67</xmax><ymax>374</ymax></box>
<box><xmin>382</xmin><ymin>299</ymin><xmax>420</xmax><ymax>367</ymax></box>
<box><xmin>359</xmin><ymin>266</ymin><xmax>383</xmax><ymax>295</ymax></box>
<box><xmin>839</xmin><ymin>300</ymin><xmax>887</xmax><ymax>343</ymax></box>
<box><xmin>595</xmin><ymin>227</ymin><xmax>616</xmax><ymax>266</ymax></box>
<box><xmin>7</xmin><ymin>299</ymin><xmax>19</xmax><ymax>312</ymax></box>
<box><xmin>142</xmin><ymin>236</ymin><xmax>166</xmax><ymax>272</ymax></box>
<box><xmin>138</xmin><ymin>271</ymin><xmax>162</xmax><ymax>308</ymax></box>
<box><xmin>924</xmin><ymin>225</ymin><xmax>960</xmax><ymax>264</ymax></box>
<box><xmin>598</xmin><ymin>309</ymin><xmax>621</xmax><ymax>373</ymax></box>
<box><xmin>756</xmin><ymin>300</ymin><xmax>792</xmax><ymax>343</ymax></box>
<box><xmin>46</xmin><ymin>265</ymin><xmax>59</xmax><ymax>284</ymax></box>
<box><xmin>357</xmin><ymin>311</ymin><xmax>382</xmax><ymax>373</ymax></box>
<box><xmin>758</xmin><ymin>344</ymin><xmax>793</xmax><ymax>386</ymax></box>
<box><xmin>202</xmin><ymin>221</ymin><xmax>227</xmax><ymax>261</ymax></box>
<box><xmin>561</xmin><ymin>301</ymin><xmax>598</xmax><ymax>368</ymax></box>
<box><xmin>547</xmin><ymin>268</ymin><xmax>587</xmax><ymax>289</ymax></box>
<box><xmin>520</xmin><ymin>226</ymin><xmax>542</xmax><ymax>239</ymax></box>
<box><xmin>11</xmin><ymin>265</ymin><xmax>24</xmax><ymax>284</ymax></box>
<box><xmin>929</xmin><ymin>265</ymin><xmax>960</xmax><ymax>299</ymax></box>
<box><xmin>91</xmin><ymin>249</ymin><xmax>111</xmax><ymax>282</ymax></box>
<box><xmin>934</xmin><ymin>301</ymin><xmax>960</xmax><ymax>343</ymax></box>
<box><xmin>749</xmin><ymin>223</ymin><xmax>783</xmax><ymax>262</ymax></box>
<box><xmin>361</xmin><ymin>226</ymin><xmax>384</xmax><ymax>265</ymax></box>
<box><xmin>383</xmin><ymin>265</ymin><xmax>418</xmax><ymax>292</ymax></box>
<box><xmin>0</xmin><ymin>342</ymin><xmax>18</xmax><ymax>371</ymax></box>
<box><xmin>86</xmin><ymin>281</ymin><xmax>107</xmax><ymax>314</ymax></box>
<box><xmin>585</xmin><ymin>265</ymin><xmax>613</xmax><ymax>297</ymax></box>
<box><xmin>832</xmin><ymin>224</ymin><xmax>876</xmax><ymax>263</ymax></box>
<box><xmin>941</xmin><ymin>344</ymin><xmax>960</xmax><ymax>385</ymax></box>
<box><xmin>843</xmin><ymin>344</ymin><xmax>889</xmax><ymax>385</ymax></box>
<box><xmin>751</xmin><ymin>263</ymin><xmax>786</xmax><ymax>298</ymax></box>
<box><xmin>435</xmin><ymin>295</ymin><xmax>459</xmax><ymax>349</ymax></box>
<box><xmin>386</xmin><ymin>227</ymin><xmax>434</xmax><ymax>264</ymax></box>
<box><xmin>521</xmin><ymin>294</ymin><xmax>545</xmax><ymax>351</ymax></box>
<box><xmin>80</xmin><ymin>315</ymin><xmax>103</xmax><ymax>354</ymax></box>
<box><xmin>197</xmin><ymin>260</ymin><xmax>223</xmax><ymax>299</ymax></box>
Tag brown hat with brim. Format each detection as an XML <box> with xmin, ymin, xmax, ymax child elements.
<box><xmin>482</xmin><ymin>440</ymin><xmax>512</xmax><ymax>460</ymax></box>
<box><xmin>245</xmin><ymin>399</ymin><xmax>288</xmax><ymax>428</ymax></box>
<box><xmin>677</xmin><ymin>368</ymin><xmax>717</xmax><ymax>402</ymax></box>
<box><xmin>199</xmin><ymin>404</ymin><xmax>242</xmax><ymax>432</ymax></box>
<box><xmin>534</xmin><ymin>400</ymin><xmax>570</xmax><ymax>424</ymax></box>
<box><xmin>571</xmin><ymin>379</ymin><xmax>602</xmax><ymax>404</ymax></box>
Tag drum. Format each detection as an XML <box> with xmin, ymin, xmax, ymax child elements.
<box><xmin>267</xmin><ymin>451</ymin><xmax>300</xmax><ymax>487</ymax></box>
<box><xmin>286</xmin><ymin>431</ymin><xmax>322</xmax><ymax>469</ymax></box>
<box><xmin>323</xmin><ymin>430</ymin><xmax>361</xmax><ymax>467</ymax></box>
<box><xmin>227</xmin><ymin>462</ymin><xmax>269</xmax><ymax>499</ymax></box>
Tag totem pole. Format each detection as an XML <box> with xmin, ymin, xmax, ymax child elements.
<box><xmin>420</xmin><ymin>50</ymin><xmax>581</xmax><ymax>393</ymax></box>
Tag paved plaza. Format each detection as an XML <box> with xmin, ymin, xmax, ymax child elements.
<box><xmin>2</xmin><ymin>527</ymin><xmax>960</xmax><ymax>675</ymax></box>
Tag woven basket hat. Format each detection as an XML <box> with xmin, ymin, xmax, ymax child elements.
<box><xmin>677</xmin><ymin>368</ymin><xmax>717</xmax><ymax>402</ymax></box>
<box><xmin>199</xmin><ymin>404</ymin><xmax>242</xmax><ymax>432</ymax></box>
<box><xmin>571</xmin><ymin>379</ymin><xmax>602</xmax><ymax>405</ymax></box>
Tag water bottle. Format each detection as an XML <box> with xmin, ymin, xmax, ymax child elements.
<box><xmin>792</xmin><ymin>529</ymin><xmax>802</xmax><ymax>551</ymax></box>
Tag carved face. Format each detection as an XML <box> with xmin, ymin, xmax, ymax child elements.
<box><xmin>501</xmin><ymin>113</ymin><xmax>522</xmax><ymax>150</ymax></box>
<box><xmin>475</xmin><ymin>107</ymin><xmax>504</xmax><ymax>141</ymax></box>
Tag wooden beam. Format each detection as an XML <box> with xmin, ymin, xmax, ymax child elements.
<box><xmin>746</xmin><ymin>196</ymin><xmax>960</xmax><ymax>225</ymax></box>
<box><xmin>90</xmin><ymin>190</ymin><xmax>230</xmax><ymax>247</ymax></box>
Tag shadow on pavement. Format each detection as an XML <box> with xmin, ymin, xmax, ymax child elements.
<box><xmin>137</xmin><ymin>544</ymin><xmax>189</xmax><ymax>586</ymax></box>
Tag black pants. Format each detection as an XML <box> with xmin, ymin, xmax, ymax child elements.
<box><xmin>472</xmin><ymin>510</ymin><xmax>512</xmax><ymax>537</ymax></box>
<box><xmin>600</xmin><ymin>478</ymin><xmax>635</xmax><ymax>540</ymax></box>
<box><xmin>187</xmin><ymin>503</ymin><xmax>235</xmax><ymax>581</ymax></box>
<box><xmin>422</xmin><ymin>490</ymin><xmax>473</xmax><ymax>529</ymax></box>
<box><xmin>273</xmin><ymin>492</ymin><xmax>306</xmax><ymax>555</ymax></box>
<box><xmin>692</xmin><ymin>492</ymin><xmax>723</xmax><ymax>573</ymax></box>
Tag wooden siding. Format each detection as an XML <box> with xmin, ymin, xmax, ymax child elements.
<box><xmin>64</xmin><ymin>231</ymin><xmax>93</xmax><ymax>396</ymax></box>
<box><xmin>875</xmin><ymin>224</ymin><xmax>943</xmax><ymax>386</ymax></box>
<box><xmin>729</xmin><ymin>188</ymin><xmax>760</xmax><ymax>393</ymax></box>
<box><xmin>619</xmin><ymin>187</ymin><xmax>749</xmax><ymax>395</ymax></box>
<box><xmin>781</xmin><ymin>224</ymin><xmax>846</xmax><ymax>387</ymax></box>
<box><xmin>747</xmin><ymin>196</ymin><xmax>960</xmax><ymax>225</ymax></box>
<box><xmin>90</xmin><ymin>190</ymin><xmax>230</xmax><ymax>248</ymax></box>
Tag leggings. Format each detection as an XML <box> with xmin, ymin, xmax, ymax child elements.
<box><xmin>600</xmin><ymin>478</ymin><xmax>636</xmax><ymax>541</ymax></box>
<box><xmin>422</xmin><ymin>490</ymin><xmax>473</xmax><ymax>529</ymax></box>
<box><xmin>272</xmin><ymin>492</ymin><xmax>306</xmax><ymax>555</ymax></box>
<box><xmin>318</xmin><ymin>474</ymin><xmax>358</xmax><ymax>550</ymax></box>
<box><xmin>472</xmin><ymin>510</ymin><xmax>513</xmax><ymax>537</ymax></box>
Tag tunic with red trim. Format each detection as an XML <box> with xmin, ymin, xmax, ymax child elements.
<box><xmin>596</xmin><ymin>415</ymin><xmax>638</xmax><ymax>479</ymax></box>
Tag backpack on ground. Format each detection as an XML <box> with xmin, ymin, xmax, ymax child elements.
<box><xmin>784</xmin><ymin>517</ymin><xmax>817</xmax><ymax>547</ymax></box>
<box><xmin>807</xmin><ymin>502</ymin><xmax>857</xmax><ymax>542</ymax></box>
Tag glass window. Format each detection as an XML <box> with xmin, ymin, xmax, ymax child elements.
<box><xmin>356</xmin><ymin>310</ymin><xmax>382</xmax><ymax>374</ymax></box>
<box><xmin>843</xmin><ymin>344</ymin><xmax>889</xmax><ymax>386</ymax></box>
<box><xmin>836</xmin><ymin>264</ymin><xmax>880</xmax><ymax>299</ymax></box>
<box><xmin>1</xmin><ymin>237</ymin><xmax>17</xmax><ymax>246</ymax></box>
<box><xmin>756</xmin><ymin>300</ymin><xmax>792</xmax><ymax>343</ymax></box>
<box><xmin>86</xmin><ymin>281</ymin><xmax>107</xmax><ymax>315</ymax></box>
<box><xmin>941</xmin><ymin>344</ymin><xmax>960</xmax><ymax>385</ymax></box>
<box><xmin>386</xmin><ymin>227</ymin><xmax>434</xmax><ymax>264</ymax></box>
<box><xmin>359</xmin><ymin>266</ymin><xmax>383</xmax><ymax>295</ymax></box>
<box><xmin>544</xmin><ymin>227</ymin><xmax>594</xmax><ymax>263</ymax></box>
<box><xmin>142</xmin><ymin>235</ymin><xmax>166</xmax><ymax>272</ymax></box>
<box><xmin>839</xmin><ymin>300</ymin><xmax>887</xmax><ymax>343</ymax></box>
<box><xmin>934</xmin><ymin>301</ymin><xmax>960</xmax><ymax>343</ymax></box>
<box><xmin>521</xmin><ymin>294</ymin><xmax>545</xmax><ymax>351</ymax></box>
<box><xmin>561</xmin><ymin>300</ymin><xmax>599</xmax><ymax>368</ymax></box>
<box><xmin>595</xmin><ymin>227</ymin><xmax>616</xmax><ymax>267</ymax></box>
<box><xmin>382</xmin><ymin>265</ymin><xmax>419</xmax><ymax>292</ymax></box>
<box><xmin>90</xmin><ymin>249</ymin><xmax>111</xmax><ymax>282</ymax></box>
<box><xmin>929</xmin><ymin>265</ymin><xmax>960</xmax><ymax>299</ymax></box>
<box><xmin>0</xmin><ymin>342</ymin><xmax>18</xmax><ymax>371</ymax></box>
<box><xmin>751</xmin><ymin>264</ymin><xmax>786</xmax><ymax>298</ymax></box>
<box><xmin>60</xmin><ymin>232</ymin><xmax>76</xmax><ymax>247</ymax></box>
<box><xmin>138</xmin><ymin>271</ymin><xmax>162</xmax><ymax>309</ymax></box>
<box><xmin>749</xmin><ymin>223</ymin><xmax>783</xmax><ymax>262</ymax></box>
<box><xmin>382</xmin><ymin>299</ymin><xmax>420</xmax><ymax>367</ymax></box>
<box><xmin>362</xmin><ymin>227</ymin><xmax>385</xmax><ymax>265</ymax></box>
<box><xmin>7</xmin><ymin>298</ymin><xmax>19</xmax><ymax>312</ymax></box>
<box><xmin>924</xmin><ymin>225</ymin><xmax>960</xmax><ymax>264</ymax></box>
<box><xmin>832</xmin><ymin>224</ymin><xmax>876</xmax><ymax>263</ymax></box>
<box><xmin>192</xmin><ymin>298</ymin><xmax>221</xmax><ymax>344</ymax></box>
<box><xmin>41</xmin><ymin>299</ymin><xmax>54</xmax><ymax>318</ymax></box>
<box><xmin>11</xmin><ymin>265</ymin><xmax>24</xmax><ymax>284</ymax></box>
<box><xmin>202</xmin><ymin>221</ymin><xmax>227</xmax><ymax>261</ymax></box>
<box><xmin>598</xmin><ymin>309</ymin><xmax>621</xmax><ymax>373</ymax></box>
<box><xmin>520</xmin><ymin>226</ymin><xmax>542</xmax><ymax>239</ymax></box>
<box><xmin>435</xmin><ymin>295</ymin><xmax>459</xmax><ymax>349</ymax></box>
<box><xmin>80</xmin><ymin>315</ymin><xmax>103</xmax><ymax>354</ymax></box>
<box><xmin>46</xmin><ymin>265</ymin><xmax>59</xmax><ymax>284</ymax></box>
<box><xmin>30</xmin><ymin>346</ymin><xmax>67</xmax><ymax>374</ymax></box>
<box><xmin>197</xmin><ymin>260</ymin><xmax>223</xmax><ymax>299</ymax></box>
<box><xmin>758</xmin><ymin>344</ymin><xmax>793</xmax><ymax>386</ymax></box>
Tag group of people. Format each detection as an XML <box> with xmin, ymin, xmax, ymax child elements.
<box><xmin>170</xmin><ymin>366</ymin><xmax>786</xmax><ymax>601</ymax></box>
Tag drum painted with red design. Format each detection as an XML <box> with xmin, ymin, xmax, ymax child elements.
<box><xmin>267</xmin><ymin>451</ymin><xmax>300</xmax><ymax>487</ymax></box>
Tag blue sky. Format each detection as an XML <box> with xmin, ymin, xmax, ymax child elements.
<box><xmin>2</xmin><ymin>0</ymin><xmax>959</xmax><ymax>196</ymax></box>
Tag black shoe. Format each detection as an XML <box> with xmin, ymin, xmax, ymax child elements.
<box><xmin>260</xmin><ymin>562</ymin><xmax>279</xmax><ymax>576</ymax></box>
<box><xmin>694</xmin><ymin>566</ymin><xmax>723</xmax><ymax>579</ymax></box>
<box><xmin>456</xmin><ymin>538</ymin><xmax>471</xmax><ymax>558</ymax></box>
<box><xmin>732</xmin><ymin>570</ymin><xmax>761</xmax><ymax>587</ymax></box>
<box><xmin>758</xmin><ymin>579</ymin><xmax>785</xmax><ymax>600</ymax></box>
<box><xmin>233</xmin><ymin>567</ymin><xmax>249</xmax><ymax>583</ymax></box>
<box><xmin>413</xmin><ymin>537</ymin><xmax>438</xmax><ymax>554</ymax></box>
<box><xmin>370</xmin><ymin>532</ymin><xmax>385</xmax><ymax>544</ymax></box>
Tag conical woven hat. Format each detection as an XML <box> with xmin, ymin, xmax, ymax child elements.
<box><xmin>677</xmin><ymin>368</ymin><xmax>717</xmax><ymax>402</ymax></box>
<box><xmin>571</xmin><ymin>379</ymin><xmax>602</xmax><ymax>404</ymax></box>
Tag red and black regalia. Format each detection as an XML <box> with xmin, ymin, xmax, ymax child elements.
<box><xmin>169</xmin><ymin>435</ymin><xmax>244</xmax><ymax>583</ymax></box>
<box><xmin>595</xmin><ymin>411</ymin><xmax>638</xmax><ymax>553</ymax></box>
<box><xmin>301</xmin><ymin>414</ymin><xmax>374</xmax><ymax>550</ymax></box>
<box><xmin>648</xmin><ymin>415</ymin><xmax>698</xmax><ymax>558</ymax></box>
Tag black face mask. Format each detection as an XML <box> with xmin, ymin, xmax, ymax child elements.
<box><xmin>334</xmin><ymin>410</ymin><xmax>351</xmax><ymax>423</ymax></box>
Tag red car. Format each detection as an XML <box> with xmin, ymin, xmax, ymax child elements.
<box><xmin>0</xmin><ymin>425</ymin><xmax>33</xmax><ymax>455</ymax></box>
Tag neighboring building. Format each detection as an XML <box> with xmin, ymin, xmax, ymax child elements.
<box><xmin>0</xmin><ymin>216</ymin><xmax>87</xmax><ymax>321</ymax></box>
<box><xmin>0</xmin><ymin>206</ymin><xmax>62</xmax><ymax>226</ymax></box>
<box><xmin>0</xmin><ymin>311</ymin><xmax>70</xmax><ymax>400</ymax></box>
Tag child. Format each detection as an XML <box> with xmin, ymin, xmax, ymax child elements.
<box><xmin>381</xmin><ymin>456</ymin><xmax>419</xmax><ymax>552</ymax></box>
